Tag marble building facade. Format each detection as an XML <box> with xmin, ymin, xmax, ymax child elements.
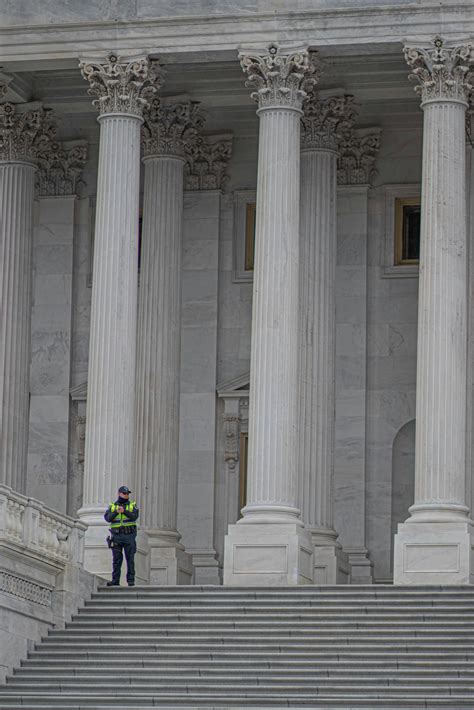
<box><xmin>0</xmin><ymin>1</ymin><xmax>474</xmax><ymax>593</ymax></box>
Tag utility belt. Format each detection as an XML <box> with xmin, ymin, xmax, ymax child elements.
<box><xmin>110</xmin><ymin>526</ymin><xmax>136</xmax><ymax>535</ymax></box>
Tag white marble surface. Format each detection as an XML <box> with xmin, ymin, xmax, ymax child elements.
<box><xmin>27</xmin><ymin>197</ymin><xmax>75</xmax><ymax>512</ymax></box>
<box><xmin>0</xmin><ymin>162</ymin><xmax>36</xmax><ymax>495</ymax></box>
<box><xmin>333</xmin><ymin>186</ymin><xmax>372</xmax><ymax>583</ymax></box>
<box><xmin>78</xmin><ymin>110</ymin><xmax>142</xmax><ymax>570</ymax></box>
<box><xmin>177</xmin><ymin>191</ymin><xmax>221</xmax><ymax>584</ymax></box>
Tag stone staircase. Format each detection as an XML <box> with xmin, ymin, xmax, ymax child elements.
<box><xmin>1</xmin><ymin>585</ymin><xmax>474</xmax><ymax>708</ymax></box>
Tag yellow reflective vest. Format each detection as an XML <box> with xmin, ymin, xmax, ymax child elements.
<box><xmin>108</xmin><ymin>501</ymin><xmax>137</xmax><ymax>529</ymax></box>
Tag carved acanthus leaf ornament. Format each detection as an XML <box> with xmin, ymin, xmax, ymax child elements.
<box><xmin>301</xmin><ymin>93</ymin><xmax>357</xmax><ymax>151</ymax></box>
<box><xmin>239</xmin><ymin>44</ymin><xmax>319</xmax><ymax>111</ymax></box>
<box><xmin>223</xmin><ymin>414</ymin><xmax>240</xmax><ymax>470</ymax></box>
<box><xmin>36</xmin><ymin>141</ymin><xmax>87</xmax><ymax>197</ymax></box>
<box><xmin>404</xmin><ymin>36</ymin><xmax>474</xmax><ymax>105</ymax></box>
<box><xmin>142</xmin><ymin>98</ymin><xmax>204</xmax><ymax>158</ymax></box>
<box><xmin>337</xmin><ymin>128</ymin><xmax>381</xmax><ymax>185</ymax></box>
<box><xmin>0</xmin><ymin>102</ymin><xmax>56</xmax><ymax>163</ymax></box>
<box><xmin>185</xmin><ymin>135</ymin><xmax>232</xmax><ymax>190</ymax></box>
<box><xmin>79</xmin><ymin>53</ymin><xmax>163</xmax><ymax>117</ymax></box>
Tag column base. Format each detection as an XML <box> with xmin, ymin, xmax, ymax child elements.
<box><xmin>345</xmin><ymin>546</ymin><xmax>374</xmax><ymax>584</ymax></box>
<box><xmin>313</xmin><ymin>544</ymin><xmax>351</xmax><ymax>584</ymax></box>
<box><xmin>393</xmin><ymin>520</ymin><xmax>474</xmax><ymax>585</ymax></box>
<box><xmin>147</xmin><ymin>530</ymin><xmax>193</xmax><ymax>585</ymax></box>
<box><xmin>223</xmin><ymin>523</ymin><xmax>313</xmax><ymax>586</ymax></box>
<box><xmin>189</xmin><ymin>549</ymin><xmax>221</xmax><ymax>585</ymax></box>
<box><xmin>308</xmin><ymin>529</ymin><xmax>350</xmax><ymax>584</ymax></box>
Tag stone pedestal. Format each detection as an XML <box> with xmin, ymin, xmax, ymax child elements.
<box><xmin>0</xmin><ymin>101</ymin><xmax>55</xmax><ymax>494</ymax></box>
<box><xmin>224</xmin><ymin>45</ymin><xmax>317</xmax><ymax>585</ymax></box>
<box><xmin>77</xmin><ymin>55</ymin><xmax>159</xmax><ymax>576</ymax></box>
<box><xmin>136</xmin><ymin>99</ymin><xmax>202</xmax><ymax>584</ymax></box>
<box><xmin>298</xmin><ymin>94</ymin><xmax>355</xmax><ymax>584</ymax></box>
<box><xmin>394</xmin><ymin>38</ymin><xmax>474</xmax><ymax>584</ymax></box>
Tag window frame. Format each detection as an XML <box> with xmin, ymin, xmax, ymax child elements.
<box><xmin>233</xmin><ymin>189</ymin><xmax>256</xmax><ymax>283</ymax></box>
<box><xmin>383</xmin><ymin>184</ymin><xmax>421</xmax><ymax>279</ymax></box>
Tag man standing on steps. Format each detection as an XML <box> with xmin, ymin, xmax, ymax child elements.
<box><xmin>104</xmin><ymin>486</ymin><xmax>139</xmax><ymax>587</ymax></box>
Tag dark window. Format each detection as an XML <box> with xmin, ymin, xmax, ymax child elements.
<box><xmin>395</xmin><ymin>198</ymin><xmax>420</xmax><ymax>265</ymax></box>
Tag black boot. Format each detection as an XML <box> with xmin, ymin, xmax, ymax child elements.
<box><xmin>106</xmin><ymin>581</ymin><xmax>120</xmax><ymax>586</ymax></box>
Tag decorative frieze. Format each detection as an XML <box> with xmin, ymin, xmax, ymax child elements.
<box><xmin>239</xmin><ymin>43</ymin><xmax>318</xmax><ymax>111</ymax></box>
<box><xmin>185</xmin><ymin>134</ymin><xmax>232</xmax><ymax>190</ymax></box>
<box><xmin>36</xmin><ymin>140</ymin><xmax>87</xmax><ymax>197</ymax></box>
<box><xmin>142</xmin><ymin>97</ymin><xmax>204</xmax><ymax>158</ymax></box>
<box><xmin>0</xmin><ymin>101</ymin><xmax>56</xmax><ymax>163</ymax></box>
<box><xmin>79</xmin><ymin>53</ymin><xmax>162</xmax><ymax>118</ymax></box>
<box><xmin>0</xmin><ymin>571</ymin><xmax>51</xmax><ymax>607</ymax></box>
<box><xmin>301</xmin><ymin>93</ymin><xmax>356</xmax><ymax>151</ymax></box>
<box><xmin>404</xmin><ymin>36</ymin><xmax>474</xmax><ymax>105</ymax></box>
<box><xmin>337</xmin><ymin>128</ymin><xmax>381</xmax><ymax>185</ymax></box>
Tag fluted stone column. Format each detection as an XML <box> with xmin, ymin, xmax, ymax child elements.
<box><xmin>298</xmin><ymin>93</ymin><xmax>355</xmax><ymax>584</ymax></box>
<box><xmin>77</xmin><ymin>54</ymin><xmax>160</xmax><ymax>579</ymax></box>
<box><xmin>135</xmin><ymin>98</ymin><xmax>202</xmax><ymax>584</ymax></box>
<box><xmin>224</xmin><ymin>44</ymin><xmax>317</xmax><ymax>586</ymax></box>
<box><xmin>394</xmin><ymin>37</ymin><xmax>474</xmax><ymax>584</ymax></box>
<box><xmin>0</xmin><ymin>97</ymin><xmax>56</xmax><ymax>494</ymax></box>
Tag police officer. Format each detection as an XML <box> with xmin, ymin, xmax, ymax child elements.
<box><xmin>104</xmin><ymin>485</ymin><xmax>139</xmax><ymax>587</ymax></box>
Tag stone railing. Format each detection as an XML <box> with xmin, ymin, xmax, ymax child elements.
<box><xmin>0</xmin><ymin>484</ymin><xmax>87</xmax><ymax>567</ymax></box>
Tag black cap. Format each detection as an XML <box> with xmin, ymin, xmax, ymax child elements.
<box><xmin>118</xmin><ymin>485</ymin><xmax>131</xmax><ymax>494</ymax></box>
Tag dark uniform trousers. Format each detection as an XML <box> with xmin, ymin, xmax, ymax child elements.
<box><xmin>111</xmin><ymin>531</ymin><xmax>137</xmax><ymax>585</ymax></box>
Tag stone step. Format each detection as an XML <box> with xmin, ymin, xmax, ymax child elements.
<box><xmin>19</xmin><ymin>657</ymin><xmax>474</xmax><ymax>669</ymax></box>
<box><xmin>7</xmin><ymin>586</ymin><xmax>474</xmax><ymax>708</ymax></box>
<box><xmin>35</xmin><ymin>636</ymin><xmax>474</xmax><ymax>649</ymax></box>
<box><xmin>74</xmin><ymin>608</ymin><xmax>474</xmax><ymax>618</ymax></box>
<box><xmin>10</xmin><ymin>668</ymin><xmax>474</xmax><ymax>682</ymax></box>
<box><xmin>84</xmin><ymin>600</ymin><xmax>474</xmax><ymax>608</ymax></box>
<box><xmin>1</xmin><ymin>684</ymin><xmax>474</xmax><ymax>695</ymax></box>
<box><xmin>60</xmin><ymin>620</ymin><xmax>474</xmax><ymax>631</ymax></box>
<box><xmin>0</xmin><ymin>701</ymin><xmax>474</xmax><ymax>709</ymax></box>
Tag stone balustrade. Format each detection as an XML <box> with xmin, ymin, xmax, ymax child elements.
<box><xmin>0</xmin><ymin>484</ymin><xmax>87</xmax><ymax>567</ymax></box>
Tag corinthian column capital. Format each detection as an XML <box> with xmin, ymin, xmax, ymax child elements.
<box><xmin>36</xmin><ymin>140</ymin><xmax>88</xmax><ymax>197</ymax></box>
<box><xmin>184</xmin><ymin>134</ymin><xmax>233</xmax><ymax>191</ymax></box>
<box><xmin>142</xmin><ymin>97</ymin><xmax>204</xmax><ymax>159</ymax></box>
<box><xmin>0</xmin><ymin>101</ymin><xmax>56</xmax><ymax>164</ymax></box>
<box><xmin>337</xmin><ymin>127</ymin><xmax>381</xmax><ymax>185</ymax></box>
<box><xmin>239</xmin><ymin>43</ymin><xmax>319</xmax><ymax>111</ymax></box>
<box><xmin>301</xmin><ymin>93</ymin><xmax>356</xmax><ymax>151</ymax></box>
<box><xmin>404</xmin><ymin>36</ymin><xmax>474</xmax><ymax>105</ymax></box>
<box><xmin>79</xmin><ymin>53</ymin><xmax>163</xmax><ymax>118</ymax></box>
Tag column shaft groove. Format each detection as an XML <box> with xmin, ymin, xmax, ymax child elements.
<box><xmin>0</xmin><ymin>162</ymin><xmax>36</xmax><ymax>493</ymax></box>
<box><xmin>135</xmin><ymin>156</ymin><xmax>184</xmax><ymax>532</ymax></box>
